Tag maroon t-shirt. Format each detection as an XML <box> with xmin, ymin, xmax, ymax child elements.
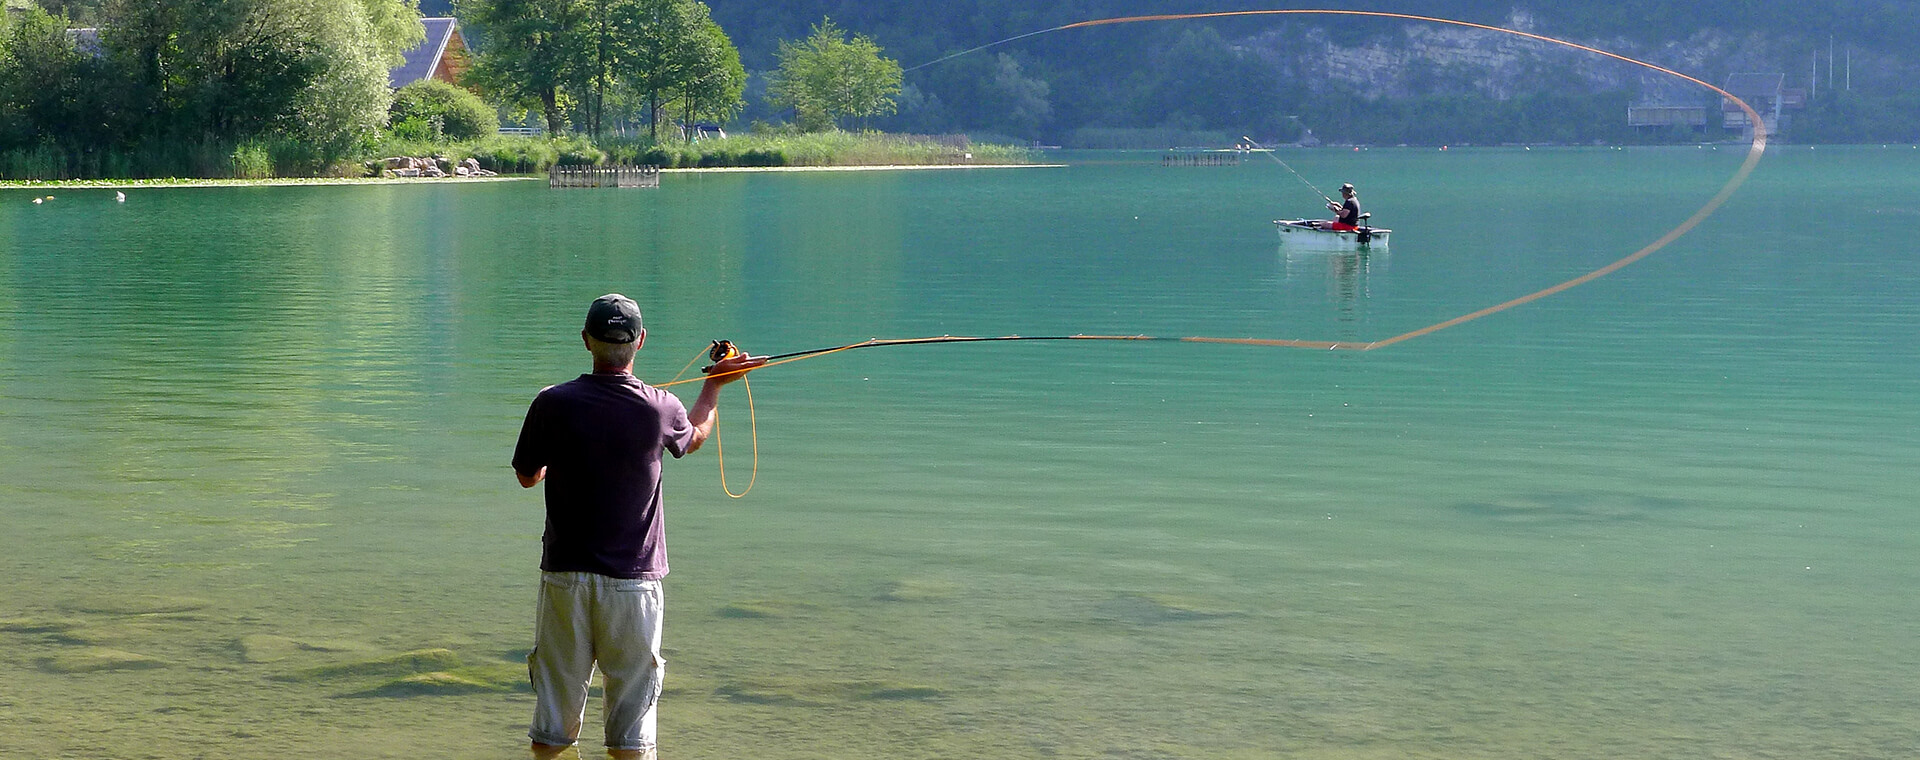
<box><xmin>512</xmin><ymin>372</ymin><xmax>695</xmax><ymax>579</ymax></box>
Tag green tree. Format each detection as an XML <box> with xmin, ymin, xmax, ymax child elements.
<box><xmin>461</xmin><ymin>0</ymin><xmax>743</xmax><ymax>140</ymax></box>
<box><xmin>0</xmin><ymin>6</ymin><xmax>103</xmax><ymax>149</ymax></box>
<box><xmin>458</xmin><ymin>0</ymin><xmax>586</xmax><ymax>133</ymax></box>
<box><xmin>671</xmin><ymin>13</ymin><xmax>745</xmax><ymax>139</ymax></box>
<box><xmin>767</xmin><ymin>17</ymin><xmax>902</xmax><ymax>131</ymax></box>
<box><xmin>616</xmin><ymin>0</ymin><xmax>694</xmax><ymax>140</ymax></box>
<box><xmin>3</xmin><ymin>0</ymin><xmax>418</xmax><ymax>174</ymax></box>
<box><xmin>281</xmin><ymin>0</ymin><xmax>420</xmax><ymax>158</ymax></box>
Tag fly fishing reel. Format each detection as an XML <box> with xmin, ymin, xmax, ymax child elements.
<box><xmin>702</xmin><ymin>339</ymin><xmax>742</xmax><ymax>373</ymax></box>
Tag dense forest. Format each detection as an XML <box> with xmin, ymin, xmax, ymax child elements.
<box><xmin>673</xmin><ymin>0</ymin><xmax>1920</xmax><ymax>144</ymax></box>
<box><xmin>437</xmin><ymin>0</ymin><xmax>1920</xmax><ymax>145</ymax></box>
<box><xmin>8</xmin><ymin>0</ymin><xmax>1919</xmax><ymax>170</ymax></box>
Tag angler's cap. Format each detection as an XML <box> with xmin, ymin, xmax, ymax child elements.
<box><xmin>1340</xmin><ymin>183</ymin><xmax>1355</xmax><ymax>193</ymax></box>
<box><xmin>585</xmin><ymin>293</ymin><xmax>643</xmax><ymax>343</ymax></box>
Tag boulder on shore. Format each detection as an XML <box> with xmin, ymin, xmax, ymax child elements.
<box><xmin>370</xmin><ymin>155</ymin><xmax>499</xmax><ymax>178</ymax></box>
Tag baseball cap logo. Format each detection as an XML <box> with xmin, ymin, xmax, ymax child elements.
<box><xmin>586</xmin><ymin>294</ymin><xmax>644</xmax><ymax>343</ymax></box>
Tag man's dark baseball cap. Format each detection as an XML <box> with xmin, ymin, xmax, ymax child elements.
<box><xmin>585</xmin><ymin>294</ymin><xmax>643</xmax><ymax>343</ymax></box>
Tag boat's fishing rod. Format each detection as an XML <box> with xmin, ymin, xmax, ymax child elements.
<box><xmin>1242</xmin><ymin>135</ymin><xmax>1333</xmax><ymax>206</ymax></box>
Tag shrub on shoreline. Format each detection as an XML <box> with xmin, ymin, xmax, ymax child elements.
<box><xmin>388</xmin><ymin>82</ymin><xmax>500</xmax><ymax>142</ymax></box>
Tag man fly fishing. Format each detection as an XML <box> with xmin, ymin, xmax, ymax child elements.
<box><xmin>513</xmin><ymin>293</ymin><xmax>764</xmax><ymax>759</ymax></box>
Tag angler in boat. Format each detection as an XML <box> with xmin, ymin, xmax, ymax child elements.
<box><xmin>1274</xmin><ymin>182</ymin><xmax>1389</xmax><ymax>249</ymax></box>
<box><xmin>1325</xmin><ymin>183</ymin><xmax>1362</xmax><ymax>231</ymax></box>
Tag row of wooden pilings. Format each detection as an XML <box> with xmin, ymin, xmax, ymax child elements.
<box><xmin>548</xmin><ymin>164</ymin><xmax>661</xmax><ymax>188</ymax></box>
<box><xmin>1162</xmin><ymin>152</ymin><xmax>1243</xmax><ymax>166</ymax></box>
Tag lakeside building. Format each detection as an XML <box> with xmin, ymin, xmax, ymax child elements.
<box><xmin>1627</xmin><ymin>105</ymin><xmax>1708</xmax><ymax>135</ymax></box>
<box><xmin>1721</xmin><ymin>73</ymin><xmax>1803</xmax><ymax>140</ymax></box>
<box><xmin>388</xmin><ymin>17</ymin><xmax>471</xmax><ymax>89</ymax></box>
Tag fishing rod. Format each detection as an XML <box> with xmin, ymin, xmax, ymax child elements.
<box><xmin>1242</xmin><ymin>135</ymin><xmax>1333</xmax><ymax>206</ymax></box>
<box><xmin>686</xmin><ymin>333</ymin><xmax>1357</xmax><ymax>383</ymax></box>
<box><xmin>700</xmin><ymin>335</ymin><xmax>1163</xmax><ymax>373</ymax></box>
<box><xmin>760</xmin><ymin>334</ymin><xmax>1146</xmax><ymax>362</ymax></box>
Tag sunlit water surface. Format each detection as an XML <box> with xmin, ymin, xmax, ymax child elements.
<box><xmin>3</xmin><ymin>146</ymin><xmax>1918</xmax><ymax>759</ymax></box>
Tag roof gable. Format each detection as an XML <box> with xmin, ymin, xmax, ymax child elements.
<box><xmin>389</xmin><ymin>17</ymin><xmax>459</xmax><ymax>89</ymax></box>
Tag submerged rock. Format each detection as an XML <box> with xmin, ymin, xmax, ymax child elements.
<box><xmin>716</xmin><ymin>678</ymin><xmax>946</xmax><ymax>706</ymax></box>
<box><xmin>1450</xmin><ymin>491</ymin><xmax>1690</xmax><ymax>525</ymax></box>
<box><xmin>0</xmin><ymin>616</ymin><xmax>85</xmax><ymax>634</ymax></box>
<box><xmin>347</xmin><ymin>671</ymin><xmax>500</xmax><ymax>698</ymax></box>
<box><xmin>236</xmin><ymin>634</ymin><xmax>377</xmax><ymax>664</ymax></box>
<box><xmin>46</xmin><ymin>621</ymin><xmax>160</xmax><ymax>647</ymax></box>
<box><xmin>60</xmin><ymin>596</ymin><xmax>209</xmax><ymax>616</ymax></box>
<box><xmin>875</xmin><ymin>579</ymin><xmax>959</xmax><ymax>603</ymax></box>
<box><xmin>38</xmin><ymin>647</ymin><xmax>167</xmax><ymax>673</ymax></box>
<box><xmin>847</xmin><ymin>681</ymin><xmax>946</xmax><ymax>701</ymax></box>
<box><xmin>1100</xmin><ymin>593</ymin><xmax>1244</xmax><ymax>624</ymax></box>
<box><xmin>715</xmin><ymin>600</ymin><xmax>818</xmax><ymax>619</ymax></box>
<box><xmin>714</xmin><ymin>680</ymin><xmax>819</xmax><ymax>706</ymax></box>
<box><xmin>237</xmin><ymin>635</ymin><xmax>301</xmax><ymax>664</ymax></box>
<box><xmin>277</xmin><ymin>648</ymin><xmax>463</xmax><ymax>682</ymax></box>
<box><xmin>344</xmin><ymin>662</ymin><xmax>528</xmax><ymax>698</ymax></box>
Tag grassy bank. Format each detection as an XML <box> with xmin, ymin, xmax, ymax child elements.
<box><xmin>367</xmin><ymin>131</ymin><xmax>1031</xmax><ymax>173</ymax></box>
<box><xmin>1</xmin><ymin>132</ymin><xmax>1034</xmax><ymax>184</ymax></box>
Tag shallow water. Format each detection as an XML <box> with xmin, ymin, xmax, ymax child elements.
<box><xmin>3</xmin><ymin>146</ymin><xmax>1919</xmax><ymax>759</ymax></box>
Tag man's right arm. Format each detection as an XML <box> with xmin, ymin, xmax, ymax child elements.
<box><xmin>513</xmin><ymin>392</ymin><xmax>549</xmax><ymax>488</ymax></box>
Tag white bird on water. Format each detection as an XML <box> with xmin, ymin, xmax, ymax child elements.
<box><xmin>32</xmin><ymin>197</ymin><xmax>42</xmax><ymax>204</ymax></box>
<box><xmin>116</xmin><ymin>191</ymin><xmax>126</xmax><ymax>203</ymax></box>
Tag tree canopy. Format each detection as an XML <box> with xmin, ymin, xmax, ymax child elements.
<box><xmin>1</xmin><ymin>0</ymin><xmax>423</xmax><ymax>176</ymax></box>
<box><xmin>766</xmin><ymin>17</ymin><xmax>901</xmax><ymax>132</ymax></box>
<box><xmin>701</xmin><ymin>0</ymin><xmax>1920</xmax><ymax>143</ymax></box>
<box><xmin>457</xmin><ymin>0</ymin><xmax>744</xmax><ymax>137</ymax></box>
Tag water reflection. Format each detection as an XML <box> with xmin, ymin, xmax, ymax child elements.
<box><xmin>1281</xmin><ymin>247</ymin><xmax>1390</xmax><ymax>325</ymax></box>
<box><xmin>5</xmin><ymin>150</ymin><xmax>1920</xmax><ymax>760</ymax></box>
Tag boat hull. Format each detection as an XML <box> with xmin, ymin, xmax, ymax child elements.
<box><xmin>1274</xmin><ymin>220</ymin><xmax>1390</xmax><ymax>250</ymax></box>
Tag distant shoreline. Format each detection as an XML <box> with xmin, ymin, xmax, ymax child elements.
<box><xmin>2</xmin><ymin>163</ymin><xmax>1062</xmax><ymax>190</ymax></box>
<box><xmin>1</xmin><ymin>176</ymin><xmax>538</xmax><ymax>190</ymax></box>
<box><xmin>663</xmin><ymin>163</ymin><xmax>1061</xmax><ymax>173</ymax></box>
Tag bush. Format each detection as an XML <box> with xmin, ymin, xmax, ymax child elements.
<box><xmin>388</xmin><ymin>80</ymin><xmax>498</xmax><ymax>141</ymax></box>
<box><xmin>230</xmin><ymin>141</ymin><xmax>273</xmax><ymax>179</ymax></box>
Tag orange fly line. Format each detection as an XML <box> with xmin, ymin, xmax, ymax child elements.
<box><xmin>657</xmin><ymin>10</ymin><xmax>1771</xmax><ymax>496</ymax></box>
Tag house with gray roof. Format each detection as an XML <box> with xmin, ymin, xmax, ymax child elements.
<box><xmin>388</xmin><ymin>17</ymin><xmax>471</xmax><ymax>89</ymax></box>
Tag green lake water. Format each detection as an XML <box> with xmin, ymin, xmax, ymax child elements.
<box><xmin>3</xmin><ymin>147</ymin><xmax>1918</xmax><ymax>759</ymax></box>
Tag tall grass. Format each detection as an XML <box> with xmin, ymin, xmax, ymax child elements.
<box><xmin>610</xmin><ymin>131</ymin><xmax>1032</xmax><ymax>168</ymax></box>
<box><xmin>366</xmin><ymin>131</ymin><xmax>1032</xmax><ymax>174</ymax></box>
<box><xmin>0</xmin><ymin>138</ymin><xmax>349</xmax><ymax>180</ymax></box>
<box><xmin>5</xmin><ymin>130</ymin><xmax>1034</xmax><ymax>181</ymax></box>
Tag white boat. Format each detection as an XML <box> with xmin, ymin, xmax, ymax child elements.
<box><xmin>1273</xmin><ymin>215</ymin><xmax>1390</xmax><ymax>250</ymax></box>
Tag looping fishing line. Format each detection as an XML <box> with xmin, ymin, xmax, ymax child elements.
<box><xmin>655</xmin><ymin>10</ymin><xmax>1769</xmax><ymax>494</ymax></box>
<box><xmin>665</xmin><ymin>346</ymin><xmax>760</xmax><ymax>498</ymax></box>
